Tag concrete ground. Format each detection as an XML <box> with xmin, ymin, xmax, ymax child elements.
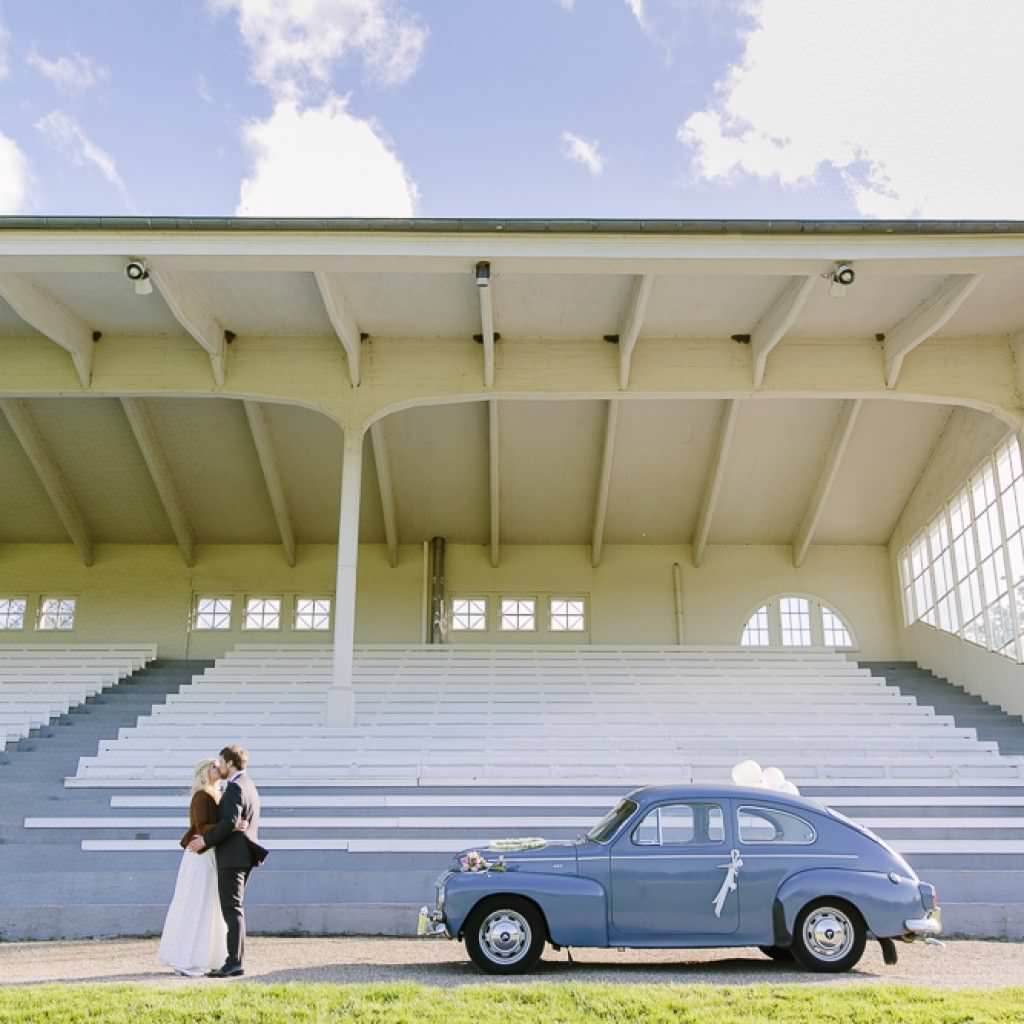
<box><xmin>0</xmin><ymin>937</ymin><xmax>1022</xmax><ymax>989</ymax></box>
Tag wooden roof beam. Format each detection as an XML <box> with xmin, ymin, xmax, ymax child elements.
<box><xmin>884</xmin><ymin>274</ymin><xmax>981</xmax><ymax>387</ymax></box>
<box><xmin>476</xmin><ymin>261</ymin><xmax>496</xmax><ymax>389</ymax></box>
<box><xmin>314</xmin><ymin>271</ymin><xmax>362</xmax><ymax>388</ymax></box>
<box><xmin>591</xmin><ymin>399</ymin><xmax>620</xmax><ymax>567</ymax></box>
<box><xmin>149</xmin><ymin>264</ymin><xmax>228</xmax><ymax>386</ymax></box>
<box><xmin>243</xmin><ymin>400</ymin><xmax>296</xmax><ymax>567</ymax></box>
<box><xmin>0</xmin><ymin>398</ymin><xmax>93</xmax><ymax>566</ymax></box>
<box><xmin>0</xmin><ymin>273</ymin><xmax>95</xmax><ymax>387</ymax></box>
<box><xmin>692</xmin><ymin>399</ymin><xmax>739</xmax><ymax>568</ymax></box>
<box><xmin>750</xmin><ymin>275</ymin><xmax>816</xmax><ymax>387</ymax></box>
<box><xmin>369</xmin><ymin>420</ymin><xmax>399</xmax><ymax>568</ymax></box>
<box><xmin>618</xmin><ymin>274</ymin><xmax>654</xmax><ymax>389</ymax></box>
<box><xmin>120</xmin><ymin>398</ymin><xmax>196</xmax><ymax>567</ymax></box>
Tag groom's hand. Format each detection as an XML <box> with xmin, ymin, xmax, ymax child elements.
<box><xmin>186</xmin><ymin>837</ymin><xmax>205</xmax><ymax>853</ymax></box>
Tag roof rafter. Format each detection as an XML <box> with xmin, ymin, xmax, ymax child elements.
<box><xmin>792</xmin><ymin>399</ymin><xmax>862</xmax><ymax>568</ymax></box>
<box><xmin>148</xmin><ymin>263</ymin><xmax>227</xmax><ymax>386</ymax></box>
<box><xmin>591</xmin><ymin>399</ymin><xmax>620</xmax><ymax>567</ymax></box>
<box><xmin>476</xmin><ymin>263</ymin><xmax>496</xmax><ymax>388</ymax></box>
<box><xmin>314</xmin><ymin>271</ymin><xmax>362</xmax><ymax>388</ymax></box>
<box><xmin>243</xmin><ymin>400</ymin><xmax>296</xmax><ymax>567</ymax></box>
<box><xmin>0</xmin><ymin>398</ymin><xmax>93</xmax><ymax>566</ymax></box>
<box><xmin>884</xmin><ymin>274</ymin><xmax>981</xmax><ymax>387</ymax></box>
<box><xmin>120</xmin><ymin>398</ymin><xmax>196</xmax><ymax>567</ymax></box>
<box><xmin>618</xmin><ymin>274</ymin><xmax>654</xmax><ymax>389</ymax></box>
<box><xmin>489</xmin><ymin>399</ymin><xmax>500</xmax><ymax>568</ymax></box>
<box><xmin>692</xmin><ymin>399</ymin><xmax>739</xmax><ymax>568</ymax></box>
<box><xmin>0</xmin><ymin>272</ymin><xmax>95</xmax><ymax>387</ymax></box>
<box><xmin>369</xmin><ymin>420</ymin><xmax>399</xmax><ymax>568</ymax></box>
<box><xmin>750</xmin><ymin>275</ymin><xmax>816</xmax><ymax>387</ymax></box>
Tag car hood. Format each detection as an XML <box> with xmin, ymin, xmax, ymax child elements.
<box><xmin>450</xmin><ymin>838</ymin><xmax>581</xmax><ymax>875</ymax></box>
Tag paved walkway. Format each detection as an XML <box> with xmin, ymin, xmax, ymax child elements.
<box><xmin>1</xmin><ymin>937</ymin><xmax>1021</xmax><ymax>989</ymax></box>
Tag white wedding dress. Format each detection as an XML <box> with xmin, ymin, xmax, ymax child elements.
<box><xmin>158</xmin><ymin>848</ymin><xmax>228</xmax><ymax>976</ymax></box>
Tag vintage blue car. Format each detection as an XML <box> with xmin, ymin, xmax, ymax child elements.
<box><xmin>418</xmin><ymin>784</ymin><xmax>942</xmax><ymax>974</ymax></box>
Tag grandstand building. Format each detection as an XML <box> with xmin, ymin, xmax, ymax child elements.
<box><xmin>1</xmin><ymin>217</ymin><xmax>1023</xmax><ymax>940</ymax></box>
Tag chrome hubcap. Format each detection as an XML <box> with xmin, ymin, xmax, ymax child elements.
<box><xmin>803</xmin><ymin>907</ymin><xmax>854</xmax><ymax>962</ymax></box>
<box><xmin>479</xmin><ymin>910</ymin><xmax>531</xmax><ymax>965</ymax></box>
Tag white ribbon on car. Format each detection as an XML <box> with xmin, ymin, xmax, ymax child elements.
<box><xmin>712</xmin><ymin>848</ymin><xmax>743</xmax><ymax>918</ymax></box>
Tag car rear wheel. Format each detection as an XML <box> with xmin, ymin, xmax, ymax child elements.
<box><xmin>758</xmin><ymin>945</ymin><xmax>794</xmax><ymax>962</ymax></box>
<box><xmin>464</xmin><ymin>897</ymin><xmax>546</xmax><ymax>975</ymax></box>
<box><xmin>791</xmin><ymin>899</ymin><xmax>866</xmax><ymax>973</ymax></box>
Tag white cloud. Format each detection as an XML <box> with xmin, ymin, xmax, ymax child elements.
<box><xmin>0</xmin><ymin>21</ymin><xmax>9</xmax><ymax>80</ymax></box>
<box><xmin>680</xmin><ymin>0</ymin><xmax>1024</xmax><ymax>218</ymax></box>
<box><xmin>624</xmin><ymin>0</ymin><xmax>647</xmax><ymax>29</ymax></box>
<box><xmin>27</xmin><ymin>50</ymin><xmax>110</xmax><ymax>92</ymax></box>
<box><xmin>0</xmin><ymin>132</ymin><xmax>30</xmax><ymax>212</ymax></box>
<box><xmin>557</xmin><ymin>0</ymin><xmax>575</xmax><ymax>9</ymax></box>
<box><xmin>561</xmin><ymin>131</ymin><xmax>604</xmax><ymax>176</ymax></box>
<box><xmin>197</xmin><ymin>72</ymin><xmax>214</xmax><ymax>104</ymax></box>
<box><xmin>211</xmin><ymin>0</ymin><xmax>427</xmax><ymax>95</ymax></box>
<box><xmin>35</xmin><ymin>111</ymin><xmax>127</xmax><ymax>193</ymax></box>
<box><xmin>236</xmin><ymin>96</ymin><xmax>417</xmax><ymax>216</ymax></box>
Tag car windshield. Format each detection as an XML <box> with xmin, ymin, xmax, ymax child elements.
<box><xmin>587</xmin><ymin>798</ymin><xmax>638</xmax><ymax>843</ymax></box>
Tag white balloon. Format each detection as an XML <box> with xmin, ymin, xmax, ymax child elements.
<box><xmin>762</xmin><ymin>766</ymin><xmax>786</xmax><ymax>790</ymax></box>
<box><xmin>780</xmin><ymin>781</ymin><xmax>800</xmax><ymax>796</ymax></box>
<box><xmin>731</xmin><ymin>760</ymin><xmax>763</xmax><ymax>787</ymax></box>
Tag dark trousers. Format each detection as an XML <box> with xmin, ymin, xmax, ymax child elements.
<box><xmin>217</xmin><ymin>866</ymin><xmax>252</xmax><ymax>967</ymax></box>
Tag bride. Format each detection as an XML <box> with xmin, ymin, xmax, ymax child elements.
<box><xmin>158</xmin><ymin>758</ymin><xmax>246</xmax><ymax>976</ymax></box>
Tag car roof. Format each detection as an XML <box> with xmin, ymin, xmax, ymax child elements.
<box><xmin>624</xmin><ymin>783</ymin><xmax>826</xmax><ymax>814</ymax></box>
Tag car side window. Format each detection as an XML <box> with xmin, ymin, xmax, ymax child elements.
<box><xmin>631</xmin><ymin>803</ymin><xmax>723</xmax><ymax>846</ymax></box>
<box><xmin>738</xmin><ymin>806</ymin><xmax>817</xmax><ymax>845</ymax></box>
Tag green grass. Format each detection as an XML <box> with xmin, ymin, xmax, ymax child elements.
<box><xmin>1</xmin><ymin>983</ymin><xmax>1023</xmax><ymax>1024</ymax></box>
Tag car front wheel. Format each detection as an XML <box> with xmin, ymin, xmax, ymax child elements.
<box><xmin>791</xmin><ymin>899</ymin><xmax>866</xmax><ymax>973</ymax></box>
<box><xmin>464</xmin><ymin>897</ymin><xmax>546</xmax><ymax>974</ymax></box>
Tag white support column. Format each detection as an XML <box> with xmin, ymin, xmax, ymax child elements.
<box><xmin>884</xmin><ymin>274</ymin><xmax>981</xmax><ymax>388</ymax></box>
<box><xmin>0</xmin><ymin>399</ymin><xmax>94</xmax><ymax>566</ymax></box>
<box><xmin>243</xmin><ymin>400</ymin><xmax>296</xmax><ymax>567</ymax></box>
<box><xmin>314</xmin><ymin>271</ymin><xmax>362</xmax><ymax>388</ymax></box>
<box><xmin>0</xmin><ymin>272</ymin><xmax>95</xmax><ymax>387</ymax></box>
<box><xmin>750</xmin><ymin>275</ymin><xmax>816</xmax><ymax>387</ymax></box>
<box><xmin>591</xmin><ymin>399</ymin><xmax>619</xmax><ymax>568</ymax></box>
<box><xmin>327</xmin><ymin>431</ymin><xmax>365</xmax><ymax>726</ymax></box>
<box><xmin>692</xmin><ymin>399</ymin><xmax>739</xmax><ymax>567</ymax></box>
<box><xmin>793</xmin><ymin>399</ymin><xmax>862</xmax><ymax>567</ymax></box>
<box><xmin>489</xmin><ymin>399</ymin><xmax>500</xmax><ymax>568</ymax></box>
<box><xmin>618</xmin><ymin>274</ymin><xmax>654</xmax><ymax>390</ymax></box>
<box><xmin>120</xmin><ymin>398</ymin><xmax>196</xmax><ymax>566</ymax></box>
<box><xmin>149</xmin><ymin>264</ymin><xmax>228</xmax><ymax>386</ymax></box>
<box><xmin>369</xmin><ymin>420</ymin><xmax>399</xmax><ymax>568</ymax></box>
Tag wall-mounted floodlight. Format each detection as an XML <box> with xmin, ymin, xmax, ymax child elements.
<box><xmin>475</xmin><ymin>261</ymin><xmax>491</xmax><ymax>287</ymax></box>
<box><xmin>125</xmin><ymin>260</ymin><xmax>153</xmax><ymax>296</ymax></box>
<box><xmin>828</xmin><ymin>262</ymin><xmax>855</xmax><ymax>297</ymax></box>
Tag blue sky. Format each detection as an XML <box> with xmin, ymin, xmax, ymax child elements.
<box><xmin>1</xmin><ymin>1</ymin><xmax>1021</xmax><ymax>219</ymax></box>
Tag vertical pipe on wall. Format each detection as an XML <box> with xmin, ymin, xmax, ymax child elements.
<box><xmin>429</xmin><ymin>536</ymin><xmax>447</xmax><ymax>645</ymax></box>
<box><xmin>672</xmin><ymin>562</ymin><xmax>684</xmax><ymax>645</ymax></box>
<box><xmin>421</xmin><ymin>540</ymin><xmax>430</xmax><ymax>644</ymax></box>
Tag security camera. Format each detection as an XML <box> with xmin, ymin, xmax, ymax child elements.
<box><xmin>475</xmin><ymin>260</ymin><xmax>491</xmax><ymax>287</ymax></box>
<box><xmin>832</xmin><ymin>263</ymin><xmax>855</xmax><ymax>287</ymax></box>
<box><xmin>125</xmin><ymin>260</ymin><xmax>153</xmax><ymax>295</ymax></box>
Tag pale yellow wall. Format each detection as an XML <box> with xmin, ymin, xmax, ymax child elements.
<box><xmin>0</xmin><ymin>540</ymin><xmax>900</xmax><ymax>659</ymax></box>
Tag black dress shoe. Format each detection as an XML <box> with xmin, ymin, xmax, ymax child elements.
<box><xmin>206</xmin><ymin>964</ymin><xmax>245</xmax><ymax>978</ymax></box>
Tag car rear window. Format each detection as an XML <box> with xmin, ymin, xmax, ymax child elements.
<box><xmin>738</xmin><ymin>805</ymin><xmax>817</xmax><ymax>845</ymax></box>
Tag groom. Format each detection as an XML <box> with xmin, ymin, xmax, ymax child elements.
<box><xmin>187</xmin><ymin>744</ymin><xmax>268</xmax><ymax>977</ymax></box>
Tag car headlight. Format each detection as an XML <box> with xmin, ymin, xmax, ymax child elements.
<box><xmin>436</xmin><ymin>882</ymin><xmax>446</xmax><ymax>909</ymax></box>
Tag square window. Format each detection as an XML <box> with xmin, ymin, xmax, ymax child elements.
<box><xmin>295</xmin><ymin>597</ymin><xmax>331</xmax><ymax>631</ymax></box>
<box><xmin>500</xmin><ymin>598</ymin><xmax>535</xmax><ymax>631</ymax></box>
<box><xmin>452</xmin><ymin>598</ymin><xmax>487</xmax><ymax>632</ymax></box>
<box><xmin>37</xmin><ymin>597</ymin><xmax>76</xmax><ymax>631</ymax></box>
<box><xmin>243</xmin><ymin>597</ymin><xmax>281</xmax><ymax>631</ymax></box>
<box><xmin>780</xmin><ymin>597</ymin><xmax>811</xmax><ymax>646</ymax></box>
<box><xmin>0</xmin><ymin>597</ymin><xmax>27</xmax><ymax>630</ymax></box>
<box><xmin>550</xmin><ymin>598</ymin><xmax>586</xmax><ymax>632</ymax></box>
<box><xmin>194</xmin><ymin>596</ymin><xmax>232</xmax><ymax>630</ymax></box>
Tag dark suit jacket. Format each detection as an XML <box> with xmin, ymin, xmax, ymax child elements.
<box><xmin>202</xmin><ymin>772</ymin><xmax>268</xmax><ymax>869</ymax></box>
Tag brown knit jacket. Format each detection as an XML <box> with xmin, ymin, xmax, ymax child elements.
<box><xmin>180</xmin><ymin>790</ymin><xmax>218</xmax><ymax>852</ymax></box>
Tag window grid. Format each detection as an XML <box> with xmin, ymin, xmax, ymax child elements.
<box><xmin>901</xmin><ymin>434</ymin><xmax>1024</xmax><ymax>663</ymax></box>
<box><xmin>194</xmin><ymin>596</ymin><xmax>233</xmax><ymax>631</ymax></box>
<box><xmin>741</xmin><ymin>605</ymin><xmax>770</xmax><ymax>647</ymax></box>
<box><xmin>37</xmin><ymin>597</ymin><xmax>76</xmax><ymax>631</ymax></box>
<box><xmin>295</xmin><ymin>597</ymin><xmax>332</xmax><ymax>631</ymax></box>
<box><xmin>779</xmin><ymin>597</ymin><xmax>812</xmax><ymax>647</ymax></box>
<box><xmin>500</xmin><ymin>598</ymin><xmax>536</xmax><ymax>632</ymax></box>
<box><xmin>243</xmin><ymin>597</ymin><xmax>281</xmax><ymax>631</ymax></box>
<box><xmin>451</xmin><ymin>598</ymin><xmax>488</xmax><ymax>632</ymax></box>
<box><xmin>821</xmin><ymin>606</ymin><xmax>853</xmax><ymax>648</ymax></box>
<box><xmin>0</xmin><ymin>597</ymin><xmax>28</xmax><ymax>630</ymax></box>
<box><xmin>550</xmin><ymin>598</ymin><xmax>586</xmax><ymax>632</ymax></box>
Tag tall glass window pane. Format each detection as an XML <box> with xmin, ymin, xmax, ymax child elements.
<box><xmin>741</xmin><ymin>605</ymin><xmax>770</xmax><ymax>646</ymax></box>
<box><xmin>821</xmin><ymin>606</ymin><xmax>852</xmax><ymax>647</ymax></box>
<box><xmin>780</xmin><ymin>597</ymin><xmax>811</xmax><ymax>646</ymax></box>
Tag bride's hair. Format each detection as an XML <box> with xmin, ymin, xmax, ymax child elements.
<box><xmin>190</xmin><ymin>758</ymin><xmax>219</xmax><ymax>800</ymax></box>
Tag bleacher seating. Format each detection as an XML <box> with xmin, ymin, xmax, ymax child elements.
<box><xmin>0</xmin><ymin>644</ymin><xmax>157</xmax><ymax>744</ymax></box>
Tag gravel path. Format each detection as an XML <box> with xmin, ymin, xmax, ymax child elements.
<box><xmin>1</xmin><ymin>937</ymin><xmax>1022</xmax><ymax>989</ymax></box>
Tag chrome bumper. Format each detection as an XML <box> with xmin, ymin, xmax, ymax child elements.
<box><xmin>904</xmin><ymin>909</ymin><xmax>942</xmax><ymax>937</ymax></box>
<box><xmin>417</xmin><ymin>905</ymin><xmax>447</xmax><ymax>938</ymax></box>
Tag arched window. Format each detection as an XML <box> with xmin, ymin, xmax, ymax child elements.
<box><xmin>740</xmin><ymin>596</ymin><xmax>856</xmax><ymax>649</ymax></box>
